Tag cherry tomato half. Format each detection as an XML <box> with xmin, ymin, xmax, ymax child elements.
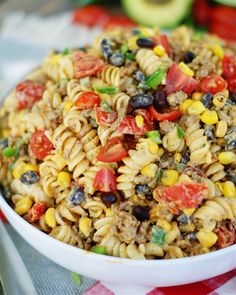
<box><xmin>93</xmin><ymin>168</ymin><xmax>117</xmax><ymax>192</ymax></box>
<box><xmin>72</xmin><ymin>5</ymin><xmax>111</xmax><ymax>27</ymax></box>
<box><xmin>97</xmin><ymin>137</ymin><xmax>128</xmax><ymax>162</ymax></box>
<box><xmin>118</xmin><ymin>115</ymin><xmax>151</xmax><ymax>135</ymax></box>
<box><xmin>16</xmin><ymin>80</ymin><xmax>45</xmax><ymax>110</ymax></box>
<box><xmin>149</xmin><ymin>106</ymin><xmax>181</xmax><ymax>122</ymax></box>
<box><xmin>103</xmin><ymin>15</ymin><xmax>136</xmax><ymax>30</ymax></box>
<box><xmin>95</xmin><ymin>107</ymin><xmax>118</xmax><ymax>127</ymax></box>
<box><xmin>73</xmin><ymin>54</ymin><xmax>104</xmax><ymax>79</ymax></box>
<box><xmin>75</xmin><ymin>91</ymin><xmax>101</xmax><ymax>109</ymax></box>
<box><xmin>222</xmin><ymin>55</ymin><xmax>236</xmax><ymax>78</ymax></box>
<box><xmin>200</xmin><ymin>74</ymin><xmax>227</xmax><ymax>95</ymax></box>
<box><xmin>227</xmin><ymin>75</ymin><xmax>236</xmax><ymax>94</ymax></box>
<box><xmin>166</xmin><ymin>63</ymin><xmax>198</xmax><ymax>95</ymax></box>
<box><xmin>30</xmin><ymin>130</ymin><xmax>54</xmax><ymax>160</ymax></box>
<box><xmin>25</xmin><ymin>202</ymin><xmax>47</xmax><ymax>223</ymax></box>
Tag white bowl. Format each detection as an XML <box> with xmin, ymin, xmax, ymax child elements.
<box><xmin>1</xmin><ymin>194</ymin><xmax>235</xmax><ymax>287</ymax></box>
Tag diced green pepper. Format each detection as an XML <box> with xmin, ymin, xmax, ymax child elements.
<box><xmin>91</xmin><ymin>245</ymin><xmax>107</xmax><ymax>255</ymax></box>
<box><xmin>71</xmin><ymin>272</ymin><xmax>81</xmax><ymax>286</ymax></box>
<box><xmin>146</xmin><ymin>130</ymin><xmax>162</xmax><ymax>144</ymax></box>
<box><xmin>95</xmin><ymin>86</ymin><xmax>117</xmax><ymax>94</ymax></box>
<box><xmin>120</xmin><ymin>44</ymin><xmax>129</xmax><ymax>54</ymax></box>
<box><xmin>63</xmin><ymin>48</ymin><xmax>72</xmax><ymax>55</ymax></box>
<box><xmin>139</xmin><ymin>68</ymin><xmax>165</xmax><ymax>90</ymax></box>
<box><xmin>177</xmin><ymin>126</ymin><xmax>185</xmax><ymax>139</ymax></box>
<box><xmin>2</xmin><ymin>147</ymin><xmax>15</xmax><ymax>158</ymax></box>
<box><xmin>101</xmin><ymin>100</ymin><xmax>111</xmax><ymax>112</ymax></box>
<box><xmin>125</xmin><ymin>53</ymin><xmax>136</xmax><ymax>61</ymax></box>
<box><xmin>151</xmin><ymin>225</ymin><xmax>166</xmax><ymax>246</ymax></box>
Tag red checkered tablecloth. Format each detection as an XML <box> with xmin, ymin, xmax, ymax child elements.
<box><xmin>85</xmin><ymin>269</ymin><xmax>236</xmax><ymax>295</ymax></box>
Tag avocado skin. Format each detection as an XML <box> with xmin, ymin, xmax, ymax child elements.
<box><xmin>214</xmin><ymin>0</ymin><xmax>236</xmax><ymax>7</ymax></box>
<box><xmin>122</xmin><ymin>0</ymin><xmax>193</xmax><ymax>28</ymax></box>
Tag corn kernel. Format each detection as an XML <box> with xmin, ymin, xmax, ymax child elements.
<box><xmin>183</xmin><ymin>208</ymin><xmax>195</xmax><ymax>216</ymax></box>
<box><xmin>64</xmin><ymin>101</ymin><xmax>73</xmax><ymax>112</ymax></box>
<box><xmin>209</xmin><ymin>44</ymin><xmax>224</xmax><ymax>59</ymax></box>
<box><xmin>57</xmin><ymin>171</ymin><xmax>71</xmax><ymax>188</ymax></box>
<box><xmin>215</xmin><ymin>121</ymin><xmax>227</xmax><ymax>138</ymax></box>
<box><xmin>223</xmin><ymin>181</ymin><xmax>236</xmax><ymax>198</ymax></box>
<box><xmin>200</xmin><ymin>110</ymin><xmax>218</xmax><ymax>124</ymax></box>
<box><xmin>192</xmin><ymin>92</ymin><xmax>203</xmax><ymax>101</ymax></box>
<box><xmin>147</xmin><ymin>138</ymin><xmax>159</xmax><ymax>154</ymax></box>
<box><xmin>128</xmin><ymin>36</ymin><xmax>138</xmax><ymax>51</ymax></box>
<box><xmin>139</xmin><ymin>27</ymin><xmax>154</xmax><ymax>37</ymax></box>
<box><xmin>45</xmin><ymin>208</ymin><xmax>56</xmax><ymax>228</ymax></box>
<box><xmin>188</xmin><ymin>101</ymin><xmax>206</xmax><ymax>115</ymax></box>
<box><xmin>161</xmin><ymin>169</ymin><xmax>179</xmax><ymax>186</ymax></box>
<box><xmin>50</xmin><ymin>54</ymin><xmax>63</xmax><ymax>64</ymax></box>
<box><xmin>156</xmin><ymin>147</ymin><xmax>164</xmax><ymax>157</ymax></box>
<box><xmin>79</xmin><ymin>217</ymin><xmax>92</xmax><ymax>237</ymax></box>
<box><xmin>179</xmin><ymin>99</ymin><xmax>194</xmax><ymax>114</ymax></box>
<box><xmin>156</xmin><ymin>219</ymin><xmax>171</xmax><ymax>232</ymax></box>
<box><xmin>178</xmin><ymin>62</ymin><xmax>194</xmax><ymax>77</ymax></box>
<box><xmin>141</xmin><ymin>163</ymin><xmax>158</xmax><ymax>178</ymax></box>
<box><xmin>153</xmin><ymin>45</ymin><xmax>166</xmax><ymax>57</ymax></box>
<box><xmin>24</xmin><ymin>164</ymin><xmax>39</xmax><ymax>172</ymax></box>
<box><xmin>196</xmin><ymin>230</ymin><xmax>218</xmax><ymax>248</ymax></box>
<box><xmin>2</xmin><ymin>129</ymin><xmax>10</xmax><ymax>138</ymax></box>
<box><xmin>13</xmin><ymin>162</ymin><xmax>27</xmax><ymax>179</ymax></box>
<box><xmin>135</xmin><ymin>115</ymin><xmax>144</xmax><ymax>128</ymax></box>
<box><xmin>218</xmin><ymin>152</ymin><xmax>236</xmax><ymax>164</ymax></box>
<box><xmin>15</xmin><ymin>197</ymin><xmax>33</xmax><ymax>215</ymax></box>
<box><xmin>174</xmin><ymin>152</ymin><xmax>182</xmax><ymax>163</ymax></box>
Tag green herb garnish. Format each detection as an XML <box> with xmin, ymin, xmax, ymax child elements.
<box><xmin>95</xmin><ymin>86</ymin><xmax>117</xmax><ymax>94</ymax></box>
<box><xmin>120</xmin><ymin>44</ymin><xmax>129</xmax><ymax>54</ymax></box>
<box><xmin>101</xmin><ymin>100</ymin><xmax>111</xmax><ymax>112</ymax></box>
<box><xmin>151</xmin><ymin>225</ymin><xmax>166</xmax><ymax>246</ymax></box>
<box><xmin>91</xmin><ymin>245</ymin><xmax>107</xmax><ymax>255</ymax></box>
<box><xmin>177</xmin><ymin>126</ymin><xmax>185</xmax><ymax>139</ymax></box>
<box><xmin>146</xmin><ymin>130</ymin><xmax>162</xmax><ymax>144</ymax></box>
<box><xmin>71</xmin><ymin>272</ymin><xmax>81</xmax><ymax>286</ymax></box>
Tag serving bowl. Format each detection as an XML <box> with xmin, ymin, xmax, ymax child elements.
<box><xmin>1</xmin><ymin>194</ymin><xmax>235</xmax><ymax>287</ymax></box>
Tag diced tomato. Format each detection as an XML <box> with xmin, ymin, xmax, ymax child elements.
<box><xmin>0</xmin><ymin>209</ymin><xmax>7</xmax><ymax>222</ymax></box>
<box><xmin>166</xmin><ymin>63</ymin><xmax>198</xmax><ymax>95</ymax></box>
<box><xmin>200</xmin><ymin>74</ymin><xmax>227</xmax><ymax>95</ymax></box>
<box><xmin>118</xmin><ymin>115</ymin><xmax>151</xmax><ymax>135</ymax></box>
<box><xmin>227</xmin><ymin>75</ymin><xmax>236</xmax><ymax>93</ymax></box>
<box><xmin>214</xmin><ymin>222</ymin><xmax>235</xmax><ymax>248</ymax></box>
<box><xmin>25</xmin><ymin>202</ymin><xmax>47</xmax><ymax>223</ymax></box>
<box><xmin>97</xmin><ymin>137</ymin><xmax>128</xmax><ymax>162</ymax></box>
<box><xmin>73</xmin><ymin>54</ymin><xmax>104</xmax><ymax>79</ymax></box>
<box><xmin>222</xmin><ymin>55</ymin><xmax>236</xmax><ymax>78</ymax></box>
<box><xmin>153</xmin><ymin>183</ymin><xmax>208</xmax><ymax>214</ymax></box>
<box><xmin>209</xmin><ymin>6</ymin><xmax>236</xmax><ymax>27</ymax></box>
<box><xmin>95</xmin><ymin>107</ymin><xmax>118</xmax><ymax>127</ymax></box>
<box><xmin>152</xmin><ymin>34</ymin><xmax>171</xmax><ymax>56</ymax></box>
<box><xmin>16</xmin><ymin>80</ymin><xmax>45</xmax><ymax>110</ymax></box>
<box><xmin>75</xmin><ymin>91</ymin><xmax>101</xmax><ymax>109</ymax></box>
<box><xmin>93</xmin><ymin>168</ymin><xmax>117</xmax><ymax>192</ymax></box>
<box><xmin>30</xmin><ymin>130</ymin><xmax>54</xmax><ymax>160</ymax></box>
<box><xmin>72</xmin><ymin>5</ymin><xmax>111</xmax><ymax>27</ymax></box>
<box><xmin>103</xmin><ymin>15</ymin><xmax>136</xmax><ymax>30</ymax></box>
<box><xmin>149</xmin><ymin>106</ymin><xmax>181</xmax><ymax>122</ymax></box>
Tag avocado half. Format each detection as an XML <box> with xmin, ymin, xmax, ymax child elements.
<box><xmin>214</xmin><ymin>0</ymin><xmax>236</xmax><ymax>7</ymax></box>
<box><xmin>122</xmin><ymin>0</ymin><xmax>193</xmax><ymax>28</ymax></box>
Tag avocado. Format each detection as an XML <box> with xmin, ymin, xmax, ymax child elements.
<box><xmin>122</xmin><ymin>0</ymin><xmax>193</xmax><ymax>28</ymax></box>
<box><xmin>214</xmin><ymin>0</ymin><xmax>236</xmax><ymax>7</ymax></box>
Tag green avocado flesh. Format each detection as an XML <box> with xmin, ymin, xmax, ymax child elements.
<box><xmin>214</xmin><ymin>0</ymin><xmax>236</xmax><ymax>7</ymax></box>
<box><xmin>122</xmin><ymin>0</ymin><xmax>193</xmax><ymax>28</ymax></box>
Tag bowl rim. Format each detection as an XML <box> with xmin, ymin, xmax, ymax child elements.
<box><xmin>1</xmin><ymin>193</ymin><xmax>236</xmax><ymax>266</ymax></box>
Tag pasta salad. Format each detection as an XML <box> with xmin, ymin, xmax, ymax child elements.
<box><xmin>0</xmin><ymin>26</ymin><xmax>236</xmax><ymax>260</ymax></box>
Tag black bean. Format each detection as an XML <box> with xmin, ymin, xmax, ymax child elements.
<box><xmin>201</xmin><ymin>93</ymin><xmax>213</xmax><ymax>108</ymax></box>
<box><xmin>204</xmin><ymin>125</ymin><xmax>215</xmax><ymax>141</ymax></box>
<box><xmin>226</xmin><ymin>140</ymin><xmax>236</xmax><ymax>150</ymax></box>
<box><xmin>0</xmin><ymin>138</ymin><xmax>8</xmax><ymax>149</ymax></box>
<box><xmin>185</xmin><ymin>232</ymin><xmax>196</xmax><ymax>241</ymax></box>
<box><xmin>177</xmin><ymin>214</ymin><xmax>188</xmax><ymax>225</ymax></box>
<box><xmin>20</xmin><ymin>171</ymin><xmax>40</xmax><ymax>185</ymax></box>
<box><xmin>101</xmin><ymin>192</ymin><xmax>117</xmax><ymax>207</ymax></box>
<box><xmin>68</xmin><ymin>187</ymin><xmax>85</xmax><ymax>206</ymax></box>
<box><xmin>101</xmin><ymin>39</ymin><xmax>113</xmax><ymax>59</ymax></box>
<box><xmin>136</xmin><ymin>38</ymin><xmax>155</xmax><ymax>48</ymax></box>
<box><xmin>109</xmin><ymin>52</ymin><xmax>125</xmax><ymax>67</ymax></box>
<box><xmin>133</xmin><ymin>205</ymin><xmax>149</xmax><ymax>221</ymax></box>
<box><xmin>135</xmin><ymin>184</ymin><xmax>151</xmax><ymax>196</ymax></box>
<box><xmin>183</xmin><ymin>51</ymin><xmax>196</xmax><ymax>63</ymax></box>
<box><xmin>153</xmin><ymin>91</ymin><xmax>168</xmax><ymax>110</ymax></box>
<box><xmin>133</xmin><ymin>70</ymin><xmax>146</xmax><ymax>83</ymax></box>
<box><xmin>181</xmin><ymin>151</ymin><xmax>190</xmax><ymax>164</ymax></box>
<box><xmin>129</xmin><ymin>93</ymin><xmax>154</xmax><ymax>109</ymax></box>
<box><xmin>226</xmin><ymin>168</ymin><xmax>236</xmax><ymax>184</ymax></box>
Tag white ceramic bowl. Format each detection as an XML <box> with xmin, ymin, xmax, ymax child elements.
<box><xmin>1</xmin><ymin>194</ymin><xmax>235</xmax><ymax>287</ymax></box>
